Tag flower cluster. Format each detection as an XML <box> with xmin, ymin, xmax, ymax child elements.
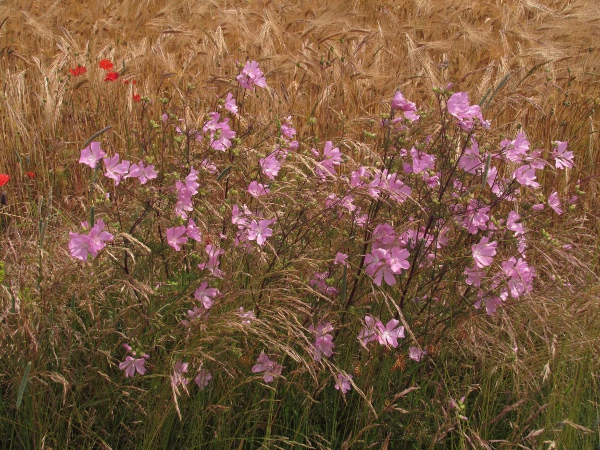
<box><xmin>79</xmin><ymin>142</ymin><xmax>157</xmax><ymax>186</ymax></box>
<box><xmin>252</xmin><ymin>352</ymin><xmax>283</xmax><ymax>383</ymax></box>
<box><xmin>308</xmin><ymin>322</ymin><xmax>335</xmax><ymax>362</ymax></box>
<box><xmin>119</xmin><ymin>344</ymin><xmax>149</xmax><ymax>378</ymax></box>
<box><xmin>358</xmin><ymin>316</ymin><xmax>405</xmax><ymax>348</ymax></box>
<box><xmin>68</xmin><ymin>219</ymin><xmax>114</xmax><ymax>262</ymax></box>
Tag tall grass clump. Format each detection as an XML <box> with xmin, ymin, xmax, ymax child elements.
<box><xmin>0</xmin><ymin>0</ymin><xmax>599</xmax><ymax>448</ymax></box>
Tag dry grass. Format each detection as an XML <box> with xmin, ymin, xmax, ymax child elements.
<box><xmin>1</xmin><ymin>0</ymin><xmax>600</xmax><ymax>447</ymax></box>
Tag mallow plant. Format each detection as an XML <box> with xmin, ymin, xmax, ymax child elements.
<box><xmin>67</xmin><ymin>60</ymin><xmax>579</xmax><ymax>418</ymax></box>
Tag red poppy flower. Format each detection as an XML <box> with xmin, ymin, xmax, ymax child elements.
<box><xmin>133</xmin><ymin>94</ymin><xmax>141</xmax><ymax>102</ymax></box>
<box><xmin>123</xmin><ymin>79</ymin><xmax>137</xmax><ymax>85</ymax></box>
<box><xmin>0</xmin><ymin>174</ymin><xmax>9</xmax><ymax>187</ymax></box>
<box><xmin>69</xmin><ymin>66</ymin><xmax>87</xmax><ymax>76</ymax></box>
<box><xmin>104</xmin><ymin>71</ymin><xmax>119</xmax><ymax>82</ymax></box>
<box><xmin>26</xmin><ymin>171</ymin><xmax>35</xmax><ymax>179</ymax></box>
<box><xmin>99</xmin><ymin>59</ymin><xmax>114</xmax><ymax>71</ymax></box>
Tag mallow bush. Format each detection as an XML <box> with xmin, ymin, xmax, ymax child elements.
<box><xmin>65</xmin><ymin>59</ymin><xmax>579</xmax><ymax>431</ymax></box>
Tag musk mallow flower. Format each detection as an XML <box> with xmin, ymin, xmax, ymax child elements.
<box><xmin>68</xmin><ymin>219</ymin><xmax>114</xmax><ymax>261</ymax></box>
<box><xmin>358</xmin><ymin>315</ymin><xmax>380</xmax><ymax>348</ymax></box>
<box><xmin>247</xmin><ymin>181</ymin><xmax>270</xmax><ymax>197</ymax></box>
<box><xmin>194</xmin><ymin>282</ymin><xmax>220</xmax><ymax>309</ymax></box>
<box><xmin>224</xmin><ymin>92</ymin><xmax>238</xmax><ymax>114</ymax></box>
<box><xmin>119</xmin><ymin>344</ymin><xmax>149</xmax><ymax>378</ymax></box>
<box><xmin>79</xmin><ymin>142</ymin><xmax>106</xmax><ymax>169</ymax></box>
<box><xmin>315</xmin><ymin>141</ymin><xmax>343</xmax><ymax>178</ymax></box>
<box><xmin>166</xmin><ymin>226</ymin><xmax>188</xmax><ymax>251</ymax></box>
<box><xmin>506</xmin><ymin>211</ymin><xmax>524</xmax><ymax>236</ymax></box>
<box><xmin>471</xmin><ymin>237</ymin><xmax>497</xmax><ymax>268</ymax></box>
<box><xmin>127</xmin><ymin>161</ymin><xmax>157</xmax><ymax>184</ymax></box>
<box><xmin>119</xmin><ymin>355</ymin><xmax>148</xmax><ymax>377</ymax></box>
<box><xmin>391</xmin><ymin>90</ymin><xmax>419</xmax><ymax>122</ymax></box>
<box><xmin>259</xmin><ymin>153</ymin><xmax>281</xmax><ymax>180</ymax></box>
<box><xmin>308</xmin><ymin>322</ymin><xmax>335</xmax><ymax>362</ymax></box>
<box><xmin>237</xmin><ymin>60</ymin><xmax>267</xmax><ymax>90</ymax></box>
<box><xmin>553</xmin><ymin>141</ymin><xmax>573</xmax><ymax>169</ymax></box>
<box><xmin>247</xmin><ymin>219</ymin><xmax>276</xmax><ymax>246</ymax></box>
<box><xmin>185</xmin><ymin>218</ymin><xmax>203</xmax><ymax>242</ymax></box>
<box><xmin>103</xmin><ymin>154</ymin><xmax>130</xmax><ymax>185</ymax></box>
<box><xmin>447</xmin><ymin>92</ymin><xmax>490</xmax><ymax>131</ymax></box>
<box><xmin>171</xmin><ymin>361</ymin><xmax>189</xmax><ymax>390</ymax></box>
<box><xmin>334</xmin><ymin>373</ymin><xmax>353</xmax><ymax>394</ymax></box>
<box><xmin>500</xmin><ymin>132</ymin><xmax>530</xmax><ymax>163</ymax></box>
<box><xmin>194</xmin><ymin>369</ymin><xmax>212</xmax><ymax>390</ymax></box>
<box><xmin>408</xmin><ymin>346</ymin><xmax>426</xmax><ymax>362</ymax></box>
<box><xmin>548</xmin><ymin>191</ymin><xmax>562</xmax><ymax>215</ymax></box>
<box><xmin>375</xmin><ymin>319</ymin><xmax>405</xmax><ymax>348</ymax></box>
<box><xmin>252</xmin><ymin>352</ymin><xmax>282</xmax><ymax>383</ymax></box>
<box><xmin>238</xmin><ymin>307</ymin><xmax>256</xmax><ymax>324</ymax></box>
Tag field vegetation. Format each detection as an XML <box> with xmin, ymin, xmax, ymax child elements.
<box><xmin>0</xmin><ymin>0</ymin><xmax>599</xmax><ymax>448</ymax></box>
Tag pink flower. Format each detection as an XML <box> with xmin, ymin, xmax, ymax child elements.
<box><xmin>391</xmin><ymin>91</ymin><xmax>419</xmax><ymax>122</ymax></box>
<box><xmin>376</xmin><ymin>319</ymin><xmax>405</xmax><ymax>348</ymax></box>
<box><xmin>365</xmin><ymin>248</ymin><xmax>397</xmax><ymax>286</ymax></box>
<box><xmin>410</xmin><ymin>147</ymin><xmax>436</xmax><ymax>174</ymax></box>
<box><xmin>358</xmin><ymin>315</ymin><xmax>381</xmax><ymax>347</ymax></box>
<box><xmin>308</xmin><ymin>322</ymin><xmax>335</xmax><ymax>362</ymax></box>
<box><xmin>334</xmin><ymin>252</ymin><xmax>349</xmax><ymax>266</ymax></box>
<box><xmin>127</xmin><ymin>161</ymin><xmax>158</xmax><ymax>184</ymax></box>
<box><xmin>315</xmin><ymin>141</ymin><xmax>343</xmax><ymax>178</ymax></box>
<box><xmin>472</xmin><ymin>237</ymin><xmax>497</xmax><ymax>268</ymax></box>
<box><xmin>464</xmin><ymin>266</ymin><xmax>485</xmax><ymax>287</ymax></box>
<box><xmin>202</xmin><ymin>112</ymin><xmax>236</xmax><ymax>151</ymax></box>
<box><xmin>198</xmin><ymin>244</ymin><xmax>225</xmax><ymax>277</ymax></box>
<box><xmin>513</xmin><ymin>164</ymin><xmax>540</xmax><ymax>189</ymax></box>
<box><xmin>252</xmin><ymin>352</ymin><xmax>282</xmax><ymax>383</ymax></box>
<box><xmin>186</xmin><ymin>306</ymin><xmax>209</xmax><ymax>323</ymax></box>
<box><xmin>458</xmin><ymin>139</ymin><xmax>482</xmax><ymax>174</ymax></box>
<box><xmin>259</xmin><ymin>153</ymin><xmax>281</xmax><ymax>180</ymax></box>
<box><xmin>247</xmin><ymin>219</ymin><xmax>276</xmax><ymax>246</ymax></box>
<box><xmin>79</xmin><ymin>142</ymin><xmax>106</xmax><ymax>169</ymax></box>
<box><xmin>461</xmin><ymin>200</ymin><xmax>490</xmax><ymax>234</ymax></box>
<box><xmin>500</xmin><ymin>132</ymin><xmax>530</xmax><ymax>163</ymax></box>
<box><xmin>224</xmin><ymin>92</ymin><xmax>238</xmax><ymax>114</ymax></box>
<box><xmin>548</xmin><ymin>191</ymin><xmax>562</xmax><ymax>214</ymax></box>
<box><xmin>185</xmin><ymin>218</ymin><xmax>203</xmax><ymax>242</ymax></box>
<box><xmin>171</xmin><ymin>361</ymin><xmax>189</xmax><ymax>389</ymax></box>
<box><xmin>68</xmin><ymin>219</ymin><xmax>113</xmax><ymax>261</ymax></box>
<box><xmin>334</xmin><ymin>373</ymin><xmax>353</xmax><ymax>394</ymax></box>
<box><xmin>103</xmin><ymin>154</ymin><xmax>131</xmax><ymax>185</ymax></box>
<box><xmin>280</xmin><ymin>116</ymin><xmax>297</xmax><ymax>139</ymax></box>
<box><xmin>238</xmin><ymin>307</ymin><xmax>256</xmax><ymax>324</ymax></box>
<box><xmin>87</xmin><ymin>219</ymin><xmax>114</xmax><ymax>257</ymax></box>
<box><xmin>237</xmin><ymin>60</ymin><xmax>267</xmax><ymax>89</ymax></box>
<box><xmin>553</xmin><ymin>141</ymin><xmax>573</xmax><ymax>169</ymax></box>
<box><xmin>506</xmin><ymin>211</ymin><xmax>524</xmax><ymax>236</ymax></box>
<box><xmin>194</xmin><ymin>282</ymin><xmax>220</xmax><ymax>309</ymax></box>
<box><xmin>247</xmin><ymin>181</ymin><xmax>270</xmax><ymax>197</ymax></box>
<box><xmin>166</xmin><ymin>226</ymin><xmax>188</xmax><ymax>251</ymax></box>
<box><xmin>185</xmin><ymin>167</ymin><xmax>200</xmax><ymax>195</ymax></box>
<box><xmin>68</xmin><ymin>232</ymin><xmax>92</xmax><ymax>261</ymax></box>
<box><xmin>119</xmin><ymin>355</ymin><xmax>148</xmax><ymax>377</ymax></box>
<box><xmin>201</xmin><ymin>158</ymin><xmax>218</xmax><ymax>174</ymax></box>
<box><xmin>502</xmin><ymin>257</ymin><xmax>535</xmax><ymax>298</ymax></box>
<box><xmin>475</xmin><ymin>291</ymin><xmax>507</xmax><ymax>315</ymax></box>
<box><xmin>447</xmin><ymin>92</ymin><xmax>490</xmax><ymax>131</ymax></box>
<box><xmin>194</xmin><ymin>369</ymin><xmax>212</xmax><ymax>390</ymax></box>
<box><xmin>387</xmin><ymin>247</ymin><xmax>410</xmax><ymax>273</ymax></box>
<box><xmin>408</xmin><ymin>346</ymin><xmax>426</xmax><ymax>362</ymax></box>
